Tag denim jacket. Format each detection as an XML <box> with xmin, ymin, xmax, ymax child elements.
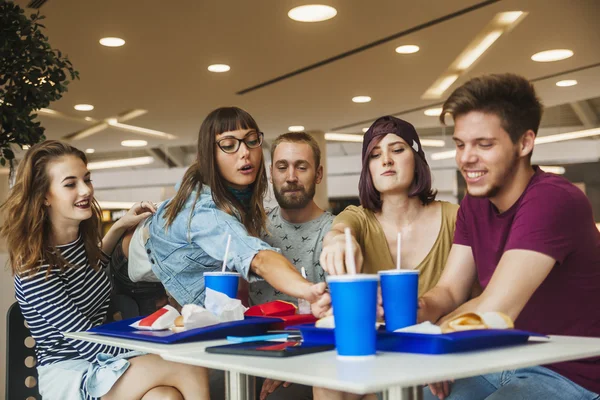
<box><xmin>145</xmin><ymin>185</ymin><xmax>274</xmax><ymax>306</ymax></box>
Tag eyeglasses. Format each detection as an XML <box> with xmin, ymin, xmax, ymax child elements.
<box><xmin>217</xmin><ymin>131</ymin><xmax>264</xmax><ymax>154</ymax></box>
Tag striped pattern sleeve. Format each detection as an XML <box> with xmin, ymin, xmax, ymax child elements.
<box><xmin>14</xmin><ymin>236</ymin><xmax>129</xmax><ymax>366</ymax></box>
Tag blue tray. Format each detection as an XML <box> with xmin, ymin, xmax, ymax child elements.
<box><xmin>89</xmin><ymin>316</ymin><xmax>280</xmax><ymax>344</ymax></box>
<box><xmin>291</xmin><ymin>324</ymin><xmax>546</xmax><ymax>354</ymax></box>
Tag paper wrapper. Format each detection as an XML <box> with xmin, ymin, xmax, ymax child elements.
<box><xmin>130</xmin><ymin>305</ymin><xmax>180</xmax><ymax>330</ymax></box>
<box><xmin>394</xmin><ymin>311</ymin><xmax>514</xmax><ymax>334</ymax></box>
<box><xmin>205</xmin><ymin>288</ymin><xmax>246</xmax><ymax>323</ymax></box>
<box><xmin>171</xmin><ymin>288</ymin><xmax>247</xmax><ymax>331</ymax></box>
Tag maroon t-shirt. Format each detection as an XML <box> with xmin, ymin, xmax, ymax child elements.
<box><xmin>454</xmin><ymin>166</ymin><xmax>600</xmax><ymax>394</ymax></box>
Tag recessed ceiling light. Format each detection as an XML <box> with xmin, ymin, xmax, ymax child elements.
<box><xmin>324</xmin><ymin>133</ymin><xmax>363</xmax><ymax>142</ymax></box>
<box><xmin>84</xmin><ymin>117</ymin><xmax>94</xmax><ymax>122</ymax></box>
<box><xmin>531</xmin><ymin>49</ymin><xmax>573</xmax><ymax>62</ymax></box>
<box><xmin>352</xmin><ymin>96</ymin><xmax>371</xmax><ymax>103</ymax></box>
<box><xmin>556</xmin><ymin>79</ymin><xmax>577</xmax><ymax>87</ymax></box>
<box><xmin>497</xmin><ymin>11</ymin><xmax>524</xmax><ymax>25</ymax></box>
<box><xmin>362</xmin><ymin>128</ymin><xmax>369</xmax><ymax>133</ymax></box>
<box><xmin>121</xmin><ymin>140</ymin><xmax>148</xmax><ymax>147</ymax></box>
<box><xmin>424</xmin><ymin>108</ymin><xmax>443</xmax><ymax>117</ymax></box>
<box><xmin>99</xmin><ymin>37</ymin><xmax>125</xmax><ymax>47</ymax></box>
<box><xmin>456</xmin><ymin>30</ymin><xmax>502</xmax><ymax>70</ymax></box>
<box><xmin>423</xmin><ymin>74</ymin><xmax>459</xmax><ymax>99</ymax></box>
<box><xmin>85</xmin><ymin>148</ymin><xmax>95</xmax><ymax>154</ymax></box>
<box><xmin>288</xmin><ymin>5</ymin><xmax>337</xmax><ymax>22</ymax></box>
<box><xmin>208</xmin><ymin>64</ymin><xmax>231</xmax><ymax>73</ymax></box>
<box><xmin>395</xmin><ymin>45</ymin><xmax>420</xmax><ymax>54</ymax></box>
<box><xmin>22</xmin><ymin>145</ymin><xmax>30</xmax><ymax>150</ymax></box>
<box><xmin>74</xmin><ymin>104</ymin><xmax>94</xmax><ymax>111</ymax></box>
<box><xmin>288</xmin><ymin>126</ymin><xmax>305</xmax><ymax>132</ymax></box>
<box><xmin>88</xmin><ymin>156</ymin><xmax>154</xmax><ymax>170</ymax></box>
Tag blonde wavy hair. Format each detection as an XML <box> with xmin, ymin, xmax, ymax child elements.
<box><xmin>0</xmin><ymin>140</ymin><xmax>103</xmax><ymax>278</ymax></box>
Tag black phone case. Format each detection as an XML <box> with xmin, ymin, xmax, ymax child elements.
<box><xmin>205</xmin><ymin>340</ymin><xmax>334</xmax><ymax>357</ymax></box>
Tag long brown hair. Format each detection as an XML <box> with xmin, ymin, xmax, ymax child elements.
<box><xmin>0</xmin><ymin>140</ymin><xmax>103</xmax><ymax>278</ymax></box>
<box><xmin>163</xmin><ymin>107</ymin><xmax>268</xmax><ymax>236</ymax></box>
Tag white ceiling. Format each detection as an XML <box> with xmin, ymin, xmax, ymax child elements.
<box><xmin>12</xmin><ymin>0</ymin><xmax>600</xmax><ymax>161</ymax></box>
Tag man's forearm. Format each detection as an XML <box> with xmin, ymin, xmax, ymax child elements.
<box><xmin>419</xmin><ymin>285</ymin><xmax>463</xmax><ymax>324</ymax></box>
<box><xmin>251</xmin><ymin>250</ymin><xmax>312</xmax><ymax>299</ymax></box>
<box><xmin>438</xmin><ymin>290</ymin><xmax>522</xmax><ymax>325</ymax></box>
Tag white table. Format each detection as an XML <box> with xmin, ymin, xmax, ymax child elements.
<box><xmin>65</xmin><ymin>332</ymin><xmax>600</xmax><ymax>400</ymax></box>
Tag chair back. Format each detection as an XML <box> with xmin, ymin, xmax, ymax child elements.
<box><xmin>6</xmin><ymin>302</ymin><xmax>41</xmax><ymax>400</ymax></box>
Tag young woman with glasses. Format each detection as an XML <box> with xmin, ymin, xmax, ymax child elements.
<box><xmin>144</xmin><ymin>106</ymin><xmax>327</xmax><ymax>308</ymax></box>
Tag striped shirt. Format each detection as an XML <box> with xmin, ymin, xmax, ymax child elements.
<box><xmin>14</xmin><ymin>235</ymin><xmax>128</xmax><ymax>367</ymax></box>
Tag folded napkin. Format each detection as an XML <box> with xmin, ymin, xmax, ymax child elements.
<box><xmin>395</xmin><ymin>312</ymin><xmax>514</xmax><ymax>334</ymax></box>
<box><xmin>129</xmin><ymin>289</ymin><xmax>247</xmax><ymax>331</ymax></box>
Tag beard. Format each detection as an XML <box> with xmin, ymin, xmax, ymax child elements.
<box><xmin>274</xmin><ymin>183</ymin><xmax>316</xmax><ymax>210</ymax></box>
<box><xmin>466</xmin><ymin>150</ymin><xmax>520</xmax><ymax>199</ymax></box>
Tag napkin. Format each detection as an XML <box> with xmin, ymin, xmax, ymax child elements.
<box><xmin>204</xmin><ymin>288</ymin><xmax>247</xmax><ymax>323</ymax></box>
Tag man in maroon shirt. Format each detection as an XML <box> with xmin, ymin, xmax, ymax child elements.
<box><xmin>420</xmin><ymin>73</ymin><xmax>600</xmax><ymax>400</ymax></box>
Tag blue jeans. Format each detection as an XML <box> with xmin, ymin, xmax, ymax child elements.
<box><xmin>422</xmin><ymin>366</ymin><xmax>599</xmax><ymax>400</ymax></box>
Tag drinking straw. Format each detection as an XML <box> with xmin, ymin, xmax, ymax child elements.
<box><xmin>344</xmin><ymin>227</ymin><xmax>357</xmax><ymax>275</ymax></box>
<box><xmin>221</xmin><ymin>234</ymin><xmax>232</xmax><ymax>272</ymax></box>
<box><xmin>397</xmin><ymin>232</ymin><xmax>402</xmax><ymax>270</ymax></box>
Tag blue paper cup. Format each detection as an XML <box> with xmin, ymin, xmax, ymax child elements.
<box><xmin>204</xmin><ymin>271</ymin><xmax>240</xmax><ymax>299</ymax></box>
<box><xmin>378</xmin><ymin>269</ymin><xmax>419</xmax><ymax>331</ymax></box>
<box><xmin>327</xmin><ymin>274</ymin><xmax>379</xmax><ymax>359</ymax></box>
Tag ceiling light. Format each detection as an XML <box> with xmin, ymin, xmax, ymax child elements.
<box><xmin>431</xmin><ymin>127</ymin><xmax>600</xmax><ymax>160</ymax></box>
<box><xmin>85</xmin><ymin>148</ymin><xmax>95</xmax><ymax>154</ymax></box>
<box><xmin>288</xmin><ymin>5</ymin><xmax>337</xmax><ymax>22</ymax></box>
<box><xmin>84</xmin><ymin>117</ymin><xmax>94</xmax><ymax>122</ymax></box>
<box><xmin>424</xmin><ymin>108</ymin><xmax>443</xmax><ymax>117</ymax></box>
<box><xmin>121</xmin><ymin>140</ymin><xmax>148</xmax><ymax>147</ymax></box>
<box><xmin>362</xmin><ymin>128</ymin><xmax>369</xmax><ymax>133</ymax></box>
<box><xmin>534</xmin><ymin>127</ymin><xmax>600</xmax><ymax>144</ymax></box>
<box><xmin>431</xmin><ymin>150</ymin><xmax>457</xmax><ymax>160</ymax></box>
<box><xmin>88</xmin><ymin>156</ymin><xmax>154</xmax><ymax>170</ymax></box>
<box><xmin>456</xmin><ymin>30</ymin><xmax>502</xmax><ymax>70</ymax></box>
<box><xmin>324</xmin><ymin>133</ymin><xmax>363</xmax><ymax>142</ymax></box>
<box><xmin>423</xmin><ymin>74</ymin><xmax>459</xmax><ymax>99</ymax></box>
<box><xmin>109</xmin><ymin>120</ymin><xmax>176</xmax><ymax>139</ymax></box>
<box><xmin>288</xmin><ymin>126</ymin><xmax>305</xmax><ymax>132</ymax></box>
<box><xmin>352</xmin><ymin>96</ymin><xmax>371</xmax><ymax>103</ymax></box>
<box><xmin>22</xmin><ymin>145</ymin><xmax>30</xmax><ymax>150</ymax></box>
<box><xmin>420</xmin><ymin>139</ymin><xmax>446</xmax><ymax>147</ymax></box>
<box><xmin>98</xmin><ymin>201</ymin><xmax>136</xmax><ymax>210</ymax></box>
<box><xmin>395</xmin><ymin>45</ymin><xmax>420</xmax><ymax>54</ymax></box>
<box><xmin>531</xmin><ymin>49</ymin><xmax>573</xmax><ymax>62</ymax></box>
<box><xmin>74</xmin><ymin>104</ymin><xmax>94</xmax><ymax>111</ymax></box>
<box><xmin>39</xmin><ymin>108</ymin><xmax>56</xmax><ymax>114</ymax></box>
<box><xmin>208</xmin><ymin>64</ymin><xmax>231</xmax><ymax>73</ymax></box>
<box><xmin>497</xmin><ymin>11</ymin><xmax>524</xmax><ymax>25</ymax></box>
<box><xmin>99</xmin><ymin>37</ymin><xmax>125</xmax><ymax>47</ymax></box>
<box><xmin>422</xmin><ymin>12</ymin><xmax>526</xmax><ymax>100</ymax></box>
<box><xmin>556</xmin><ymin>79</ymin><xmax>578</xmax><ymax>87</ymax></box>
<box><xmin>539</xmin><ymin>165</ymin><xmax>565</xmax><ymax>174</ymax></box>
